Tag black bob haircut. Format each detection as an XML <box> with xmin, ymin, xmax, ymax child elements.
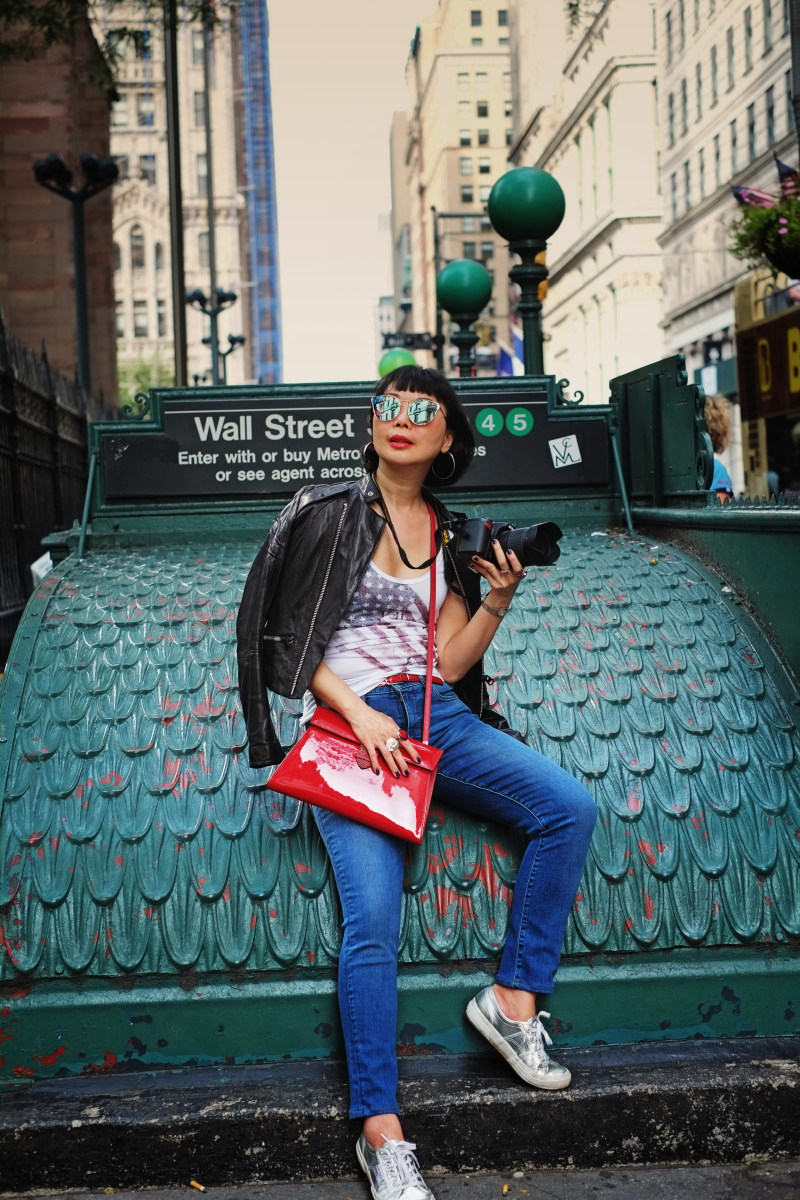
<box><xmin>361</xmin><ymin>365</ymin><xmax>476</xmax><ymax>488</ymax></box>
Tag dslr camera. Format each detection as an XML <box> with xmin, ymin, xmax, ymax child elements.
<box><xmin>452</xmin><ymin>517</ymin><xmax>563</xmax><ymax>569</ymax></box>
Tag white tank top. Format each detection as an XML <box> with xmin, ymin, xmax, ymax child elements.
<box><xmin>302</xmin><ymin>551</ymin><xmax>447</xmax><ymax>721</ymax></box>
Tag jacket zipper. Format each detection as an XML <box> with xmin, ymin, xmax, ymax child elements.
<box><xmin>290</xmin><ymin>501</ymin><xmax>347</xmax><ymax>692</ymax></box>
<box><xmin>441</xmin><ymin>524</ymin><xmax>486</xmax><ymax>720</ymax></box>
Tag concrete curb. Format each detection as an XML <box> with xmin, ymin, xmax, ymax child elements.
<box><xmin>0</xmin><ymin>1037</ymin><xmax>797</xmax><ymax>1192</ymax></box>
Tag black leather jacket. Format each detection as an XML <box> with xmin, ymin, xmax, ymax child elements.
<box><xmin>236</xmin><ymin>473</ymin><xmax>513</xmax><ymax>767</ymax></box>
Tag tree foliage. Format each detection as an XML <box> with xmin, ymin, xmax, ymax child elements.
<box><xmin>0</xmin><ymin>1</ymin><xmax>235</xmax><ymax>67</ymax></box>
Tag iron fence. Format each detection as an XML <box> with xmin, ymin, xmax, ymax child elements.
<box><xmin>0</xmin><ymin>313</ymin><xmax>114</xmax><ymax>667</ymax></box>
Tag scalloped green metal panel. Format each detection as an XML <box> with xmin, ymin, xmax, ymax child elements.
<box><xmin>2</xmin><ymin>531</ymin><xmax>799</xmax><ymax>1000</ymax></box>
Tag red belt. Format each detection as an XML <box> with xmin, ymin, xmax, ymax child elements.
<box><xmin>382</xmin><ymin>672</ymin><xmax>443</xmax><ymax>686</ymax></box>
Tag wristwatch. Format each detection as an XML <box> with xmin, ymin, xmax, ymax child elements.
<box><xmin>481</xmin><ymin>598</ymin><xmax>509</xmax><ymax>619</ymax></box>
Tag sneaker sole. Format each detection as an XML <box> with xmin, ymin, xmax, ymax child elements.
<box><xmin>466</xmin><ymin>997</ymin><xmax>572</xmax><ymax>1090</ymax></box>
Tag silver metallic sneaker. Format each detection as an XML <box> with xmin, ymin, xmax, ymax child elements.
<box><xmin>466</xmin><ymin>985</ymin><xmax>571</xmax><ymax>1090</ymax></box>
<box><xmin>356</xmin><ymin>1133</ymin><xmax>435</xmax><ymax>1200</ymax></box>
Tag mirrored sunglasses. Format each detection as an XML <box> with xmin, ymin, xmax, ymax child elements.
<box><xmin>371</xmin><ymin>395</ymin><xmax>443</xmax><ymax>426</ymax></box>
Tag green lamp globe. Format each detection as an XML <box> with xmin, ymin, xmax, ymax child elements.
<box><xmin>379</xmin><ymin>348</ymin><xmax>416</xmax><ymax>376</ymax></box>
<box><xmin>488</xmin><ymin>167</ymin><xmax>566</xmax><ymax>242</ymax></box>
<box><xmin>436</xmin><ymin>259</ymin><xmax>493</xmax><ymax>317</ymax></box>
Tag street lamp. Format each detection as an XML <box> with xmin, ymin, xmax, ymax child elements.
<box><xmin>435</xmin><ymin>259</ymin><xmax>493</xmax><ymax>379</ymax></box>
<box><xmin>488</xmin><ymin>167</ymin><xmax>565</xmax><ymax>375</ymax></box>
<box><xmin>203</xmin><ymin>332</ymin><xmax>246</xmax><ymax>384</ymax></box>
<box><xmin>186</xmin><ymin>287</ymin><xmax>238</xmax><ymax>384</ymax></box>
<box><xmin>33</xmin><ymin>152</ymin><xmax>119</xmax><ymax>397</ymax></box>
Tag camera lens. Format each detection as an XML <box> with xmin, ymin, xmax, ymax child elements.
<box><xmin>499</xmin><ymin>522</ymin><xmax>562</xmax><ymax>567</ymax></box>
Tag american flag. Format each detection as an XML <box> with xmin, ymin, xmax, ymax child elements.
<box><xmin>732</xmin><ymin>184</ymin><xmax>775</xmax><ymax>208</ymax></box>
<box><xmin>775</xmin><ymin>155</ymin><xmax>800</xmax><ymax>197</ymax></box>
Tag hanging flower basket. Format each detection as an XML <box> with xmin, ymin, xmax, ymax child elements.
<box><xmin>729</xmin><ymin>180</ymin><xmax>800</xmax><ymax>280</ymax></box>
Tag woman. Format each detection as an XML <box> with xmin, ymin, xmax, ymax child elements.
<box><xmin>704</xmin><ymin>393</ymin><xmax>735</xmax><ymax>501</ymax></box>
<box><xmin>237</xmin><ymin>366</ymin><xmax>596</xmax><ymax>1200</ymax></box>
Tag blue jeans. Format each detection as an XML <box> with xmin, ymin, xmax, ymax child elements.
<box><xmin>313</xmin><ymin>681</ymin><xmax>597</xmax><ymax>1119</ymax></box>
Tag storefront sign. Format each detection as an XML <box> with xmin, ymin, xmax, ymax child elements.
<box><xmin>736</xmin><ymin>306</ymin><xmax>800</xmax><ymax>421</ymax></box>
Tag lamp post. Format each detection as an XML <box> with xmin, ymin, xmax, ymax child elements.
<box><xmin>33</xmin><ymin>152</ymin><xmax>118</xmax><ymax>398</ymax></box>
<box><xmin>203</xmin><ymin>332</ymin><xmax>246</xmax><ymax>384</ymax></box>
<box><xmin>435</xmin><ymin>259</ymin><xmax>493</xmax><ymax>378</ymax></box>
<box><xmin>488</xmin><ymin>167</ymin><xmax>565</xmax><ymax>376</ymax></box>
<box><xmin>186</xmin><ymin>288</ymin><xmax>238</xmax><ymax>384</ymax></box>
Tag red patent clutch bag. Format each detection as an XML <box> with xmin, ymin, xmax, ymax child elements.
<box><xmin>268</xmin><ymin>706</ymin><xmax>442</xmax><ymax>843</ymax></box>
<box><xmin>267</xmin><ymin>503</ymin><xmax>441</xmax><ymax>844</ymax></box>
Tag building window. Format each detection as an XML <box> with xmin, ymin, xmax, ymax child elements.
<box><xmin>113</xmin><ymin>242</ymin><xmax>121</xmax><ymax>272</ymax></box>
<box><xmin>711</xmin><ymin>44</ymin><xmax>718</xmax><ymax>104</ymax></box>
<box><xmin>458</xmin><ymin>72</ymin><xmax>469</xmax><ymax>89</ymax></box>
<box><xmin>480</xmin><ymin>213</ymin><xmax>492</xmax><ymax>230</ymax></box>
<box><xmin>139</xmin><ymin>153</ymin><xmax>156</xmax><ymax>186</ymax></box>
<box><xmin>477</xmin><ymin>100</ymin><xmax>489</xmax><ymax>117</ymax></box>
<box><xmin>668</xmin><ymin>92</ymin><xmax>675</xmax><ymax>145</ymax></box>
<box><xmin>481</xmin><ymin>240</ymin><xmax>494</xmax><ymax>258</ymax></box>
<box><xmin>115</xmin><ymin>300</ymin><xmax>124</xmax><ymax>339</ymax></box>
<box><xmin>115</xmin><ymin>154</ymin><xmax>129</xmax><ymax>180</ymax></box>
<box><xmin>462</xmin><ymin>216</ymin><xmax>477</xmax><ymax>232</ymax></box>
<box><xmin>730</xmin><ymin>117</ymin><xmax>738</xmax><ymax>172</ymax></box>
<box><xmin>478</xmin><ymin>156</ymin><xmax>491</xmax><ymax>174</ymax></box>
<box><xmin>193</xmin><ymin>91</ymin><xmax>205</xmax><ymax>127</ymax></box>
<box><xmin>504</xmin><ymin>99</ymin><xmax>512</xmax><ymax>117</ymax></box>
<box><xmin>478</xmin><ymin>128</ymin><xmax>489</xmax><ymax>145</ymax></box>
<box><xmin>683</xmin><ymin>159</ymin><xmax>691</xmax><ymax>210</ymax></box>
<box><xmin>764</xmin><ymin>0</ymin><xmax>773</xmax><ymax>50</ymax></box>
<box><xmin>476</xmin><ymin>72</ymin><xmax>488</xmax><ymax>88</ymax></box>
<box><xmin>670</xmin><ymin>171</ymin><xmax>678</xmax><ymax>219</ymax></box>
<box><xmin>130</xmin><ymin>225</ymin><xmax>145</xmax><ymax>271</ymax></box>
<box><xmin>111</xmin><ymin>93</ymin><xmax>128</xmax><ymax>127</ymax></box>
<box><xmin>784</xmin><ymin>0</ymin><xmax>790</xmax><ymax>35</ymax></box>
<box><xmin>472</xmin><ymin>38</ymin><xmax>483</xmax><ymax>46</ymax></box>
<box><xmin>137</xmin><ymin>91</ymin><xmax>155</xmax><ymax>127</ymax></box>
<box><xmin>157</xmin><ymin>298</ymin><xmax>166</xmax><ymax>338</ymax></box>
<box><xmin>786</xmin><ymin>69</ymin><xmax>793</xmax><ymax>133</ymax></box>
<box><xmin>154</xmin><ymin>242</ymin><xmax>163</xmax><ymax>272</ymax></box>
<box><xmin>503</xmin><ymin>70</ymin><xmax>511</xmax><ymax>91</ymax></box>
<box><xmin>460</xmin><ymin>129</ymin><xmax>472</xmax><ymax>146</ymax></box>
<box><xmin>471</xmin><ymin>9</ymin><xmax>482</xmax><ymax>25</ymax></box>
<box><xmin>463</xmin><ymin>241</ymin><xmax>476</xmax><ymax>258</ymax></box>
<box><xmin>696</xmin><ymin>62</ymin><xmax>702</xmax><ymax>119</ymax></box>
<box><xmin>498</xmin><ymin>9</ymin><xmax>508</xmax><ymax>24</ymax></box>
<box><xmin>726</xmin><ymin>26</ymin><xmax>735</xmax><ymax>88</ymax></box>
<box><xmin>713</xmin><ymin>133</ymin><xmax>721</xmax><ymax>187</ymax></box>
<box><xmin>766</xmin><ymin>85</ymin><xmax>776</xmax><ymax>144</ymax></box>
<box><xmin>197</xmin><ymin>153</ymin><xmax>208</xmax><ymax>196</ymax></box>
<box><xmin>678</xmin><ymin>0</ymin><xmax>686</xmax><ymax>47</ymax></box>
<box><xmin>133</xmin><ymin>28</ymin><xmax>151</xmax><ymax>60</ymax></box>
<box><xmin>199</xmin><ymin>230</ymin><xmax>210</xmax><ymax>268</ymax></box>
<box><xmin>699</xmin><ymin>147</ymin><xmax>706</xmax><ymax>198</ymax></box>
<box><xmin>133</xmin><ymin>299</ymin><xmax>148</xmax><ymax>338</ymax></box>
<box><xmin>680</xmin><ymin>77</ymin><xmax>688</xmax><ymax>134</ymax></box>
<box><xmin>461</xmin><ymin>185</ymin><xmax>474</xmax><ymax>202</ymax></box>
<box><xmin>747</xmin><ymin>101</ymin><xmax>756</xmax><ymax>158</ymax></box>
<box><xmin>744</xmin><ymin>6</ymin><xmax>753</xmax><ymax>70</ymax></box>
<box><xmin>459</xmin><ymin>156</ymin><xmax>473</xmax><ymax>175</ymax></box>
<box><xmin>505</xmin><ymin>128</ymin><xmax>513</xmax><ymax>145</ymax></box>
<box><xmin>498</xmin><ymin>36</ymin><xmax>509</xmax><ymax>45</ymax></box>
<box><xmin>191</xmin><ymin>30</ymin><xmax>204</xmax><ymax>66</ymax></box>
<box><xmin>665</xmin><ymin>10</ymin><xmax>673</xmax><ymax>64</ymax></box>
<box><xmin>479</xmin><ymin>184</ymin><xmax>491</xmax><ymax>202</ymax></box>
<box><xmin>459</xmin><ymin>100</ymin><xmax>471</xmax><ymax>117</ymax></box>
<box><xmin>694</xmin><ymin>0</ymin><xmax>700</xmax><ymax>30</ymax></box>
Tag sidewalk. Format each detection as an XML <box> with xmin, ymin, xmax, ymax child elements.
<box><xmin>3</xmin><ymin>1160</ymin><xmax>799</xmax><ymax>1200</ymax></box>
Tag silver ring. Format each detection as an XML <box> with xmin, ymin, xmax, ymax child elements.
<box><xmin>385</xmin><ymin>736</ymin><xmax>400</xmax><ymax>752</ymax></box>
<box><xmin>499</xmin><ymin>569</ymin><xmax>510</xmax><ymax>574</ymax></box>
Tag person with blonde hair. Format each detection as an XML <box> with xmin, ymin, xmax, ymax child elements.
<box><xmin>704</xmin><ymin>393</ymin><xmax>734</xmax><ymax>500</ymax></box>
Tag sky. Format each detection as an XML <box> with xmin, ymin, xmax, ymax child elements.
<box><xmin>267</xmin><ymin>0</ymin><xmax>430</xmax><ymax>383</ymax></box>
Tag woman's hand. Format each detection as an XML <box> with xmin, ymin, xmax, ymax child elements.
<box><xmin>308</xmin><ymin>661</ymin><xmax>416</xmax><ymax>778</ymax></box>
<box><xmin>470</xmin><ymin>540</ymin><xmax>527</xmax><ymax>605</ymax></box>
<box><xmin>347</xmin><ymin>703</ymin><xmax>417</xmax><ymax>778</ymax></box>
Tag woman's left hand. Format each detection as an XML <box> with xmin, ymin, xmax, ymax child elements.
<box><xmin>470</xmin><ymin>541</ymin><xmax>527</xmax><ymax>606</ymax></box>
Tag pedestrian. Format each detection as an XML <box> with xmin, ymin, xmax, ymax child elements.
<box><xmin>704</xmin><ymin>393</ymin><xmax>735</xmax><ymax>500</ymax></box>
<box><xmin>237</xmin><ymin>366</ymin><xmax>597</xmax><ymax>1200</ymax></box>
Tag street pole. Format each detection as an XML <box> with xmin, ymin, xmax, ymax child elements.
<box><xmin>164</xmin><ymin>0</ymin><xmax>187</xmax><ymax>387</ymax></box>
<box><xmin>203</xmin><ymin>27</ymin><xmax>221</xmax><ymax>385</ymax></box>
<box><xmin>71</xmin><ymin>198</ymin><xmax>92</xmax><ymax>397</ymax></box>
<box><xmin>431</xmin><ymin>206</ymin><xmax>444</xmax><ymax>371</ymax></box>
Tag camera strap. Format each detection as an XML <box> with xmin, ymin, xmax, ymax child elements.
<box><xmin>371</xmin><ymin>476</ymin><xmax>441</xmax><ymax>571</ymax></box>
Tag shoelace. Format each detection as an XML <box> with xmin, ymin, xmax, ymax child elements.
<box><xmin>377</xmin><ymin>1137</ymin><xmax>428</xmax><ymax>1195</ymax></box>
<box><xmin>519</xmin><ymin>1010</ymin><xmax>554</xmax><ymax>1069</ymax></box>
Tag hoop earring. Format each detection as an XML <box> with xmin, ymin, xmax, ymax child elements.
<box><xmin>431</xmin><ymin>450</ymin><xmax>456</xmax><ymax>481</ymax></box>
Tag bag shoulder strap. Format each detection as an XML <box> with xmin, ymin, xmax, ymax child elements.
<box><xmin>422</xmin><ymin>504</ymin><xmax>437</xmax><ymax>745</ymax></box>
